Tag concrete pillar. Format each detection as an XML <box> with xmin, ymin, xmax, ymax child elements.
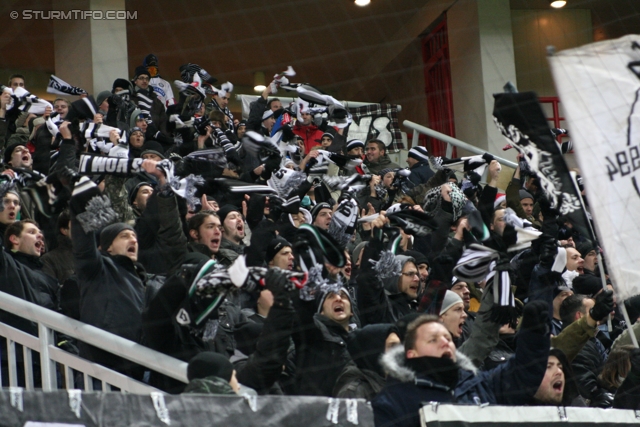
<box><xmin>448</xmin><ymin>0</ymin><xmax>518</xmax><ymax>159</ymax></box>
<box><xmin>53</xmin><ymin>0</ymin><xmax>128</xmax><ymax>97</ymax></box>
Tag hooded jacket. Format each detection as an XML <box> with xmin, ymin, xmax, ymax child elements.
<box><xmin>374</xmin><ymin>316</ymin><xmax>550</xmax><ymax>427</ymax></box>
<box><xmin>357</xmin><ymin>253</ymin><xmax>417</xmax><ymax>326</ymax></box>
<box><xmin>372</xmin><ymin>346</ymin><xmax>465</xmax><ymax>427</ymax></box>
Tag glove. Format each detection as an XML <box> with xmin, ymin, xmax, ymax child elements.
<box><xmin>590</xmin><ymin>391</ymin><xmax>614</xmax><ymax>408</ymax></box>
<box><xmin>260</xmin><ymin>153</ymin><xmax>282</xmax><ymax>180</ymax></box>
<box><xmin>519</xmin><ymin>300</ymin><xmax>549</xmax><ymax>334</ymax></box>
<box><xmin>265</xmin><ymin>268</ymin><xmax>294</xmax><ymax>307</ymax></box>
<box><xmin>428</xmin><ymin>255</ymin><xmax>454</xmax><ymax>284</ymax></box>
<box><xmin>538</xmin><ymin>235</ymin><xmax>558</xmax><ymax>269</ymax></box>
<box><xmin>589</xmin><ymin>289</ymin><xmax>614</xmax><ymax>321</ymax></box>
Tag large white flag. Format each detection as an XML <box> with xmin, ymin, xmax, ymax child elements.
<box><xmin>549</xmin><ymin>35</ymin><xmax>640</xmax><ymax>301</ymax></box>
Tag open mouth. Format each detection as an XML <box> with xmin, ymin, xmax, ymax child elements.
<box><xmin>458</xmin><ymin>321</ymin><xmax>465</xmax><ymax>335</ymax></box>
<box><xmin>333</xmin><ymin>305</ymin><xmax>345</xmax><ymax>314</ymax></box>
<box><xmin>210</xmin><ymin>238</ymin><xmax>220</xmax><ymax>248</ymax></box>
<box><xmin>8</xmin><ymin>212</ymin><xmax>16</xmax><ymax>220</ymax></box>
<box><xmin>343</xmin><ymin>266</ymin><xmax>352</xmax><ymax>276</ymax></box>
<box><xmin>577</xmin><ymin>267</ymin><xmax>584</xmax><ymax>274</ymax></box>
<box><xmin>34</xmin><ymin>241</ymin><xmax>43</xmax><ymax>252</ymax></box>
<box><xmin>441</xmin><ymin>349</ymin><xmax>453</xmax><ymax>359</ymax></box>
<box><xmin>552</xmin><ymin>381</ymin><xmax>563</xmax><ymax>392</ymax></box>
<box><xmin>22</xmin><ymin>154</ymin><xmax>30</xmax><ymax>162</ymax></box>
<box><xmin>127</xmin><ymin>245</ymin><xmax>136</xmax><ymax>255</ymax></box>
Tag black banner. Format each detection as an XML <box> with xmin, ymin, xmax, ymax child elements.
<box><xmin>0</xmin><ymin>390</ymin><xmax>372</xmax><ymax>427</ymax></box>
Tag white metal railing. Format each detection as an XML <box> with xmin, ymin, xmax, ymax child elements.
<box><xmin>403</xmin><ymin>120</ymin><xmax>517</xmax><ymax>169</ymax></box>
<box><xmin>0</xmin><ymin>292</ymin><xmax>188</xmax><ymax>393</ymax></box>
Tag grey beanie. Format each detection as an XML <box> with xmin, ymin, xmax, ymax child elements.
<box><xmin>439</xmin><ymin>290</ymin><xmax>463</xmax><ymax>316</ymax></box>
<box><xmin>100</xmin><ymin>223</ymin><xmax>135</xmax><ymax>250</ymax></box>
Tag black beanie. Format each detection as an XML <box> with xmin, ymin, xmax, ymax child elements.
<box><xmin>310</xmin><ymin>202</ymin><xmax>331</xmax><ymax>222</ymax></box>
<box><xmin>187</xmin><ymin>352</ymin><xmax>234</xmax><ymax>382</ymax></box>
<box><xmin>3</xmin><ymin>141</ymin><xmax>27</xmax><ymax>165</ymax></box>
<box><xmin>99</xmin><ymin>223</ymin><xmax>135</xmax><ymax>250</ymax></box>
<box><xmin>140</xmin><ymin>140</ymin><xmax>166</xmax><ymax>159</ymax></box>
<box><xmin>133</xmin><ymin>66</ymin><xmax>150</xmax><ymax>81</ymax></box>
<box><xmin>112</xmin><ymin>78</ymin><xmax>132</xmax><ymax>93</ymax></box>
<box><xmin>266</xmin><ymin>236</ymin><xmax>291</xmax><ymax>263</ymax></box>
<box><xmin>217</xmin><ymin>204</ymin><xmax>241</xmax><ymax>224</ymax></box>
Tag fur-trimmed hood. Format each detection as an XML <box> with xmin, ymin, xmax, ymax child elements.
<box><xmin>381</xmin><ymin>344</ymin><xmax>478</xmax><ymax>383</ymax></box>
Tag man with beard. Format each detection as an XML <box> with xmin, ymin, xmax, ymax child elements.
<box><xmin>216</xmin><ymin>205</ymin><xmax>246</xmax><ymax>267</ymax></box>
<box><xmin>187</xmin><ymin>210</ymin><xmax>222</xmax><ymax>260</ymax></box>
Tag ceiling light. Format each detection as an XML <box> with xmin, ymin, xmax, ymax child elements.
<box><xmin>253</xmin><ymin>71</ymin><xmax>266</xmax><ymax>92</ymax></box>
<box><xmin>355</xmin><ymin>0</ymin><xmax>370</xmax><ymax>6</ymax></box>
<box><xmin>550</xmin><ymin>0</ymin><xmax>566</xmax><ymax>8</ymax></box>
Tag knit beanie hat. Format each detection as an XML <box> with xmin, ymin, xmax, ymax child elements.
<box><xmin>99</xmin><ymin>223</ymin><xmax>135</xmax><ymax>251</ymax></box>
<box><xmin>217</xmin><ymin>204</ymin><xmax>242</xmax><ymax>224</ymax></box>
<box><xmin>96</xmin><ymin>91</ymin><xmax>111</xmax><ymax>107</ymax></box>
<box><xmin>112</xmin><ymin>78</ymin><xmax>132</xmax><ymax>93</ymax></box>
<box><xmin>439</xmin><ymin>290</ymin><xmax>463</xmax><ymax>316</ymax></box>
<box><xmin>133</xmin><ymin>66</ymin><xmax>150</xmax><ymax>81</ymax></box>
<box><xmin>408</xmin><ymin>146</ymin><xmax>429</xmax><ymax>163</ymax></box>
<box><xmin>346</xmin><ymin>139</ymin><xmax>365</xmax><ymax>151</ymax></box>
<box><xmin>3</xmin><ymin>141</ymin><xmax>27</xmax><ymax>165</ymax></box>
<box><xmin>140</xmin><ymin>140</ymin><xmax>166</xmax><ymax>159</ymax></box>
<box><xmin>266</xmin><ymin>236</ymin><xmax>291</xmax><ymax>263</ymax></box>
<box><xmin>187</xmin><ymin>352</ymin><xmax>234</xmax><ymax>382</ymax></box>
<box><xmin>315</xmin><ymin>287</ymin><xmax>351</xmax><ymax>314</ymax></box>
<box><xmin>519</xmin><ymin>189</ymin><xmax>534</xmax><ymax>201</ymax></box>
<box><xmin>310</xmin><ymin>202</ymin><xmax>331</xmax><ymax>221</ymax></box>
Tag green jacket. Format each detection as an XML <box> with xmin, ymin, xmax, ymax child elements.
<box><xmin>183</xmin><ymin>375</ymin><xmax>236</xmax><ymax>395</ymax></box>
<box><xmin>364</xmin><ymin>154</ymin><xmax>399</xmax><ymax>175</ymax></box>
<box><xmin>550</xmin><ymin>316</ymin><xmax>597</xmax><ymax>362</ymax></box>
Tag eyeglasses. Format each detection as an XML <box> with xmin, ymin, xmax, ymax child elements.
<box><xmin>137</xmin><ymin>76</ymin><xmax>150</xmax><ymax>82</ymax></box>
<box><xmin>401</xmin><ymin>271</ymin><xmax>419</xmax><ymax>278</ymax></box>
<box><xmin>3</xmin><ymin>199</ymin><xmax>20</xmax><ymax>207</ymax></box>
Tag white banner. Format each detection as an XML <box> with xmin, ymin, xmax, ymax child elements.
<box><xmin>549</xmin><ymin>35</ymin><xmax>640</xmax><ymax>301</ymax></box>
<box><xmin>420</xmin><ymin>404</ymin><xmax>640</xmax><ymax>427</ymax></box>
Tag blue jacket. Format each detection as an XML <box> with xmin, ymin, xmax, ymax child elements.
<box><xmin>373</xmin><ymin>324</ymin><xmax>549</xmax><ymax>427</ymax></box>
<box><xmin>408</xmin><ymin>161</ymin><xmax>434</xmax><ymax>186</ymax></box>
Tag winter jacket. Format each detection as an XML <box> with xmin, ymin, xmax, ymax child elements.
<box><xmin>0</xmin><ymin>246</ymin><xmax>59</xmax><ymax>335</ymax></box>
<box><xmin>71</xmin><ymin>214</ymin><xmax>146</xmax><ymax>377</ymax></box>
<box><xmin>407</xmin><ymin>161</ymin><xmax>434</xmax><ymax>186</ymax></box>
<box><xmin>293</xmin><ymin>122</ymin><xmax>325</xmax><ymax>153</ymax></box>
<box><xmin>216</xmin><ymin>238</ymin><xmax>244</xmax><ymax>267</ymax></box>
<box><xmin>135</xmin><ymin>192</ymin><xmax>188</xmax><ymax>275</ymax></box>
<box><xmin>364</xmin><ymin>154</ymin><xmax>400</xmax><ymax>175</ymax></box>
<box><xmin>41</xmin><ymin>235</ymin><xmax>75</xmax><ymax>284</ymax></box>
<box><xmin>182</xmin><ymin>375</ymin><xmax>236</xmax><ymax>395</ymax></box>
<box><xmin>235</xmin><ymin>302</ymin><xmax>296</xmax><ymax>395</ymax></box>
<box><xmin>333</xmin><ymin>364</ymin><xmax>386</xmax><ymax>400</ymax></box>
<box><xmin>356</xmin><ymin>244</ymin><xmax>417</xmax><ymax>326</ymax></box>
<box><xmin>142</xmin><ymin>264</ymin><xmax>246</xmax><ymax>393</ymax></box>
<box><xmin>571</xmin><ymin>337</ymin><xmax>608</xmax><ymax>404</ymax></box>
<box><xmin>372</xmin><ymin>348</ymin><xmax>462</xmax><ymax>427</ymax></box>
<box><xmin>292</xmin><ymin>298</ymin><xmax>354</xmax><ymax>396</ymax></box>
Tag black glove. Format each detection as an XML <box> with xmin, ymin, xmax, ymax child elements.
<box><xmin>590</xmin><ymin>391</ymin><xmax>614</xmax><ymax>408</ymax></box>
<box><xmin>265</xmin><ymin>268</ymin><xmax>293</xmax><ymax>307</ymax></box>
<box><xmin>428</xmin><ymin>255</ymin><xmax>454</xmax><ymax>284</ymax></box>
<box><xmin>538</xmin><ymin>235</ymin><xmax>558</xmax><ymax>269</ymax></box>
<box><xmin>520</xmin><ymin>300</ymin><xmax>549</xmax><ymax>334</ymax></box>
<box><xmin>260</xmin><ymin>153</ymin><xmax>282</xmax><ymax>180</ymax></box>
<box><xmin>589</xmin><ymin>289</ymin><xmax>614</xmax><ymax>321</ymax></box>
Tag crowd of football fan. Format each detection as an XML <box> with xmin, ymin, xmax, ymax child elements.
<box><xmin>0</xmin><ymin>54</ymin><xmax>639</xmax><ymax>427</ymax></box>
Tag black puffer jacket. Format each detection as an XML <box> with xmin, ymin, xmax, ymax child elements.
<box><xmin>71</xmin><ymin>215</ymin><xmax>146</xmax><ymax>377</ymax></box>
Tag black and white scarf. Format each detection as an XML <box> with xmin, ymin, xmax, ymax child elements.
<box><xmin>46</xmin><ymin>75</ymin><xmax>87</xmax><ymax>96</ymax></box>
<box><xmin>207</xmin><ymin>97</ymin><xmax>234</xmax><ymax>132</ymax></box>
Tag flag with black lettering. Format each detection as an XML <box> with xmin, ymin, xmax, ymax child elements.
<box><xmin>492</xmin><ymin>91</ymin><xmax>584</xmax><ymax>219</ymax></box>
<box><xmin>549</xmin><ymin>34</ymin><xmax>640</xmax><ymax>301</ymax></box>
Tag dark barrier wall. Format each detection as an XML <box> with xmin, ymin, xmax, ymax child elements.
<box><xmin>0</xmin><ymin>390</ymin><xmax>373</xmax><ymax>427</ymax></box>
